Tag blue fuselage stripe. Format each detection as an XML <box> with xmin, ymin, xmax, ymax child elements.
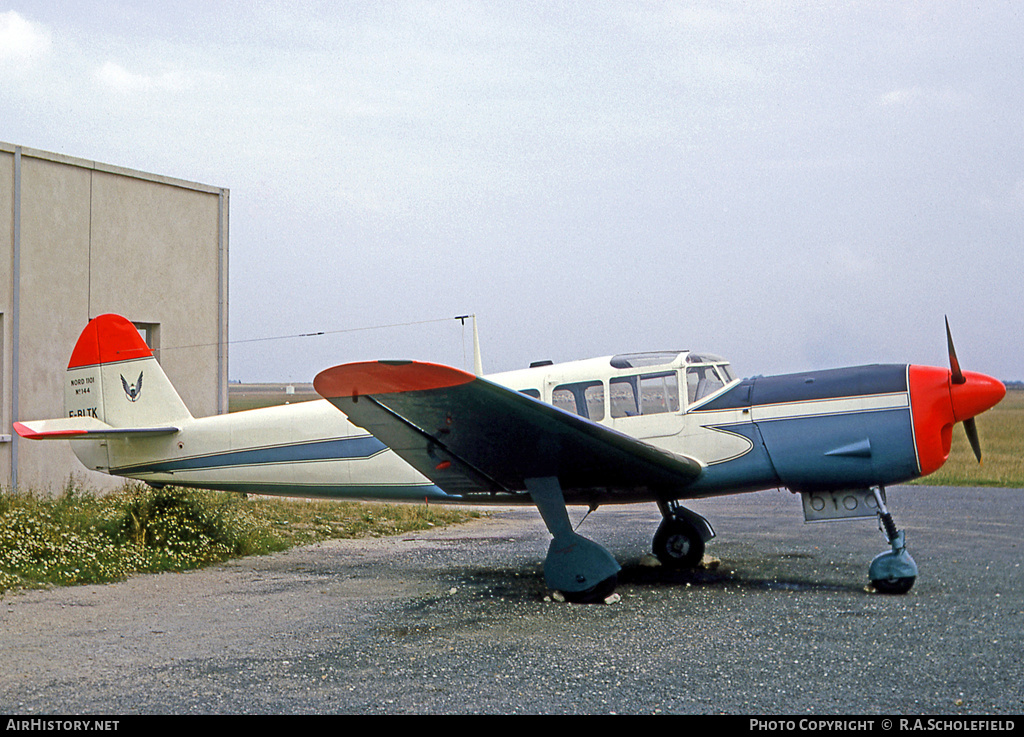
<box><xmin>112</xmin><ymin>435</ymin><xmax>388</xmax><ymax>475</ymax></box>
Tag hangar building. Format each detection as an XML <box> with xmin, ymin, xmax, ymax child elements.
<box><xmin>2</xmin><ymin>142</ymin><xmax>229</xmax><ymax>492</ymax></box>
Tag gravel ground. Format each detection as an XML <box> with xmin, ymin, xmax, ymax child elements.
<box><xmin>1</xmin><ymin>485</ymin><xmax>1021</xmax><ymax>715</ymax></box>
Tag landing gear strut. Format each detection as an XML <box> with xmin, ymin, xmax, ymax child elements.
<box><xmin>653</xmin><ymin>500</ymin><xmax>714</xmax><ymax>569</ymax></box>
<box><xmin>526</xmin><ymin>477</ymin><xmax>621</xmax><ymax>602</ymax></box>
<box><xmin>868</xmin><ymin>486</ymin><xmax>917</xmax><ymax>594</ymax></box>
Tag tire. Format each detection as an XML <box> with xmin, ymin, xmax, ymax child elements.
<box><xmin>871</xmin><ymin>576</ymin><xmax>915</xmax><ymax>595</ymax></box>
<box><xmin>562</xmin><ymin>574</ymin><xmax>619</xmax><ymax>604</ymax></box>
<box><xmin>653</xmin><ymin>518</ymin><xmax>705</xmax><ymax>569</ymax></box>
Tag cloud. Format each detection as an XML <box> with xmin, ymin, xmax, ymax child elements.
<box><xmin>879</xmin><ymin>85</ymin><xmax>969</xmax><ymax>109</ymax></box>
<box><xmin>0</xmin><ymin>10</ymin><xmax>52</xmax><ymax>64</ymax></box>
<box><xmin>94</xmin><ymin>60</ymin><xmax>190</xmax><ymax>92</ymax></box>
<box><xmin>978</xmin><ymin>179</ymin><xmax>1024</xmax><ymax>214</ymax></box>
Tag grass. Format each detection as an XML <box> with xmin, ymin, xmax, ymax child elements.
<box><xmin>0</xmin><ymin>482</ymin><xmax>479</xmax><ymax>596</ymax></box>
<box><xmin>912</xmin><ymin>388</ymin><xmax>1024</xmax><ymax>487</ymax></box>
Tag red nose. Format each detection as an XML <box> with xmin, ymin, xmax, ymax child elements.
<box><xmin>950</xmin><ymin>370</ymin><xmax>1006</xmax><ymax>423</ymax></box>
<box><xmin>908</xmin><ymin>365</ymin><xmax>1006</xmax><ymax>476</ymax></box>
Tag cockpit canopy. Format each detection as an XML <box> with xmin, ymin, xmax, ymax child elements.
<box><xmin>494</xmin><ymin>350</ymin><xmax>737</xmax><ymax>423</ymax></box>
<box><xmin>610</xmin><ymin>352</ymin><xmax>683</xmax><ymax>369</ymax></box>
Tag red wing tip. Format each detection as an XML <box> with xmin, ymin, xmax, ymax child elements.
<box><xmin>314</xmin><ymin>361</ymin><xmax>476</xmax><ymax>399</ymax></box>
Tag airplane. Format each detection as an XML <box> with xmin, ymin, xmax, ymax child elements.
<box><xmin>15</xmin><ymin>313</ymin><xmax>1006</xmax><ymax>602</ymax></box>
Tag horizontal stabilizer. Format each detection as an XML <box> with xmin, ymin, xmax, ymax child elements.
<box><xmin>14</xmin><ymin>418</ymin><xmax>179</xmax><ymax>440</ymax></box>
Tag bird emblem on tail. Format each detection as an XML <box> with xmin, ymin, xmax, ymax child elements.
<box><xmin>121</xmin><ymin>371</ymin><xmax>143</xmax><ymax>402</ymax></box>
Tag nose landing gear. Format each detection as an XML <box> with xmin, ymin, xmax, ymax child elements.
<box><xmin>868</xmin><ymin>486</ymin><xmax>917</xmax><ymax>594</ymax></box>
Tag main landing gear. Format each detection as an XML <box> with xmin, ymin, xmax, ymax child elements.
<box><xmin>526</xmin><ymin>483</ymin><xmax>718</xmax><ymax>602</ymax></box>
<box><xmin>525</xmin><ymin>477</ymin><xmax>621</xmax><ymax>603</ymax></box>
<box><xmin>868</xmin><ymin>486</ymin><xmax>917</xmax><ymax>594</ymax></box>
<box><xmin>652</xmin><ymin>500</ymin><xmax>715</xmax><ymax>570</ymax></box>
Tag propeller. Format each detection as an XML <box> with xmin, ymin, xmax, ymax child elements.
<box><xmin>945</xmin><ymin>316</ymin><xmax>983</xmax><ymax>463</ymax></box>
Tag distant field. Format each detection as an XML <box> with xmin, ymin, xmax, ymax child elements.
<box><xmin>228</xmin><ymin>383</ymin><xmax>318</xmax><ymax>412</ymax></box>
<box><xmin>229</xmin><ymin>384</ymin><xmax>1024</xmax><ymax>488</ymax></box>
<box><xmin>913</xmin><ymin>387</ymin><xmax>1024</xmax><ymax>488</ymax></box>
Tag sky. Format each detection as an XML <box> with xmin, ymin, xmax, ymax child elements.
<box><xmin>3</xmin><ymin>2</ymin><xmax>1022</xmax><ymax>383</ymax></box>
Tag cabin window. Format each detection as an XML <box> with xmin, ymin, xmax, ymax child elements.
<box><xmin>686</xmin><ymin>365</ymin><xmax>726</xmax><ymax>404</ymax></box>
<box><xmin>519</xmin><ymin>388</ymin><xmax>541</xmax><ymax>399</ymax></box>
<box><xmin>610</xmin><ymin>377</ymin><xmax>638</xmax><ymax>417</ymax></box>
<box><xmin>610</xmin><ymin>371</ymin><xmax>680</xmax><ymax>417</ymax></box>
<box><xmin>552</xmin><ymin>381</ymin><xmax>605</xmax><ymax>421</ymax></box>
<box><xmin>641</xmin><ymin>371</ymin><xmax>680</xmax><ymax>414</ymax></box>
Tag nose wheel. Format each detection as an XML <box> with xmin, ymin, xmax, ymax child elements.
<box><xmin>868</xmin><ymin>487</ymin><xmax>917</xmax><ymax>594</ymax></box>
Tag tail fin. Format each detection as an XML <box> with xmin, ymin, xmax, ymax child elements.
<box><xmin>65</xmin><ymin>314</ymin><xmax>193</xmax><ymax>427</ymax></box>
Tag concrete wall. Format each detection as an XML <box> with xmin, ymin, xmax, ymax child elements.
<box><xmin>2</xmin><ymin>142</ymin><xmax>228</xmax><ymax>492</ymax></box>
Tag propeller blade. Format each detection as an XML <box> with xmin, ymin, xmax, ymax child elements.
<box><xmin>945</xmin><ymin>316</ymin><xmax>966</xmax><ymax>385</ymax></box>
<box><xmin>963</xmin><ymin>418</ymin><xmax>983</xmax><ymax>463</ymax></box>
<box><xmin>945</xmin><ymin>317</ymin><xmax>992</xmax><ymax>463</ymax></box>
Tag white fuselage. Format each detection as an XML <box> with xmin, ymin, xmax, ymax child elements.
<box><xmin>78</xmin><ymin>351</ymin><xmax>746</xmax><ymax>502</ymax></box>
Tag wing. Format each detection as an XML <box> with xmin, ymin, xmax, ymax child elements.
<box><xmin>314</xmin><ymin>360</ymin><xmax>703</xmax><ymax>500</ymax></box>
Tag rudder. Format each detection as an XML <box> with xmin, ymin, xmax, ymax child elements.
<box><xmin>66</xmin><ymin>314</ymin><xmax>193</xmax><ymax>427</ymax></box>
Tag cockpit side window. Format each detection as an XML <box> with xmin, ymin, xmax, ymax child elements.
<box><xmin>552</xmin><ymin>381</ymin><xmax>605</xmax><ymax>421</ymax></box>
<box><xmin>686</xmin><ymin>365</ymin><xmax>726</xmax><ymax>404</ymax></box>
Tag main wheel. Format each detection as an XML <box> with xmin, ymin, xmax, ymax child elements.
<box><xmin>652</xmin><ymin>518</ymin><xmax>705</xmax><ymax>569</ymax></box>
<box><xmin>871</xmin><ymin>576</ymin><xmax>915</xmax><ymax>595</ymax></box>
<box><xmin>562</xmin><ymin>574</ymin><xmax>619</xmax><ymax>604</ymax></box>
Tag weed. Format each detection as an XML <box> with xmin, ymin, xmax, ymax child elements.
<box><xmin>0</xmin><ymin>484</ymin><xmax>478</xmax><ymax>595</ymax></box>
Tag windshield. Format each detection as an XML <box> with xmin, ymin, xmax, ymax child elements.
<box><xmin>685</xmin><ymin>364</ymin><xmax>733</xmax><ymax>404</ymax></box>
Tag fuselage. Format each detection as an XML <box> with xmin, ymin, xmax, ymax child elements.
<box><xmin>70</xmin><ymin>349</ymin><xmax>1003</xmax><ymax>505</ymax></box>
